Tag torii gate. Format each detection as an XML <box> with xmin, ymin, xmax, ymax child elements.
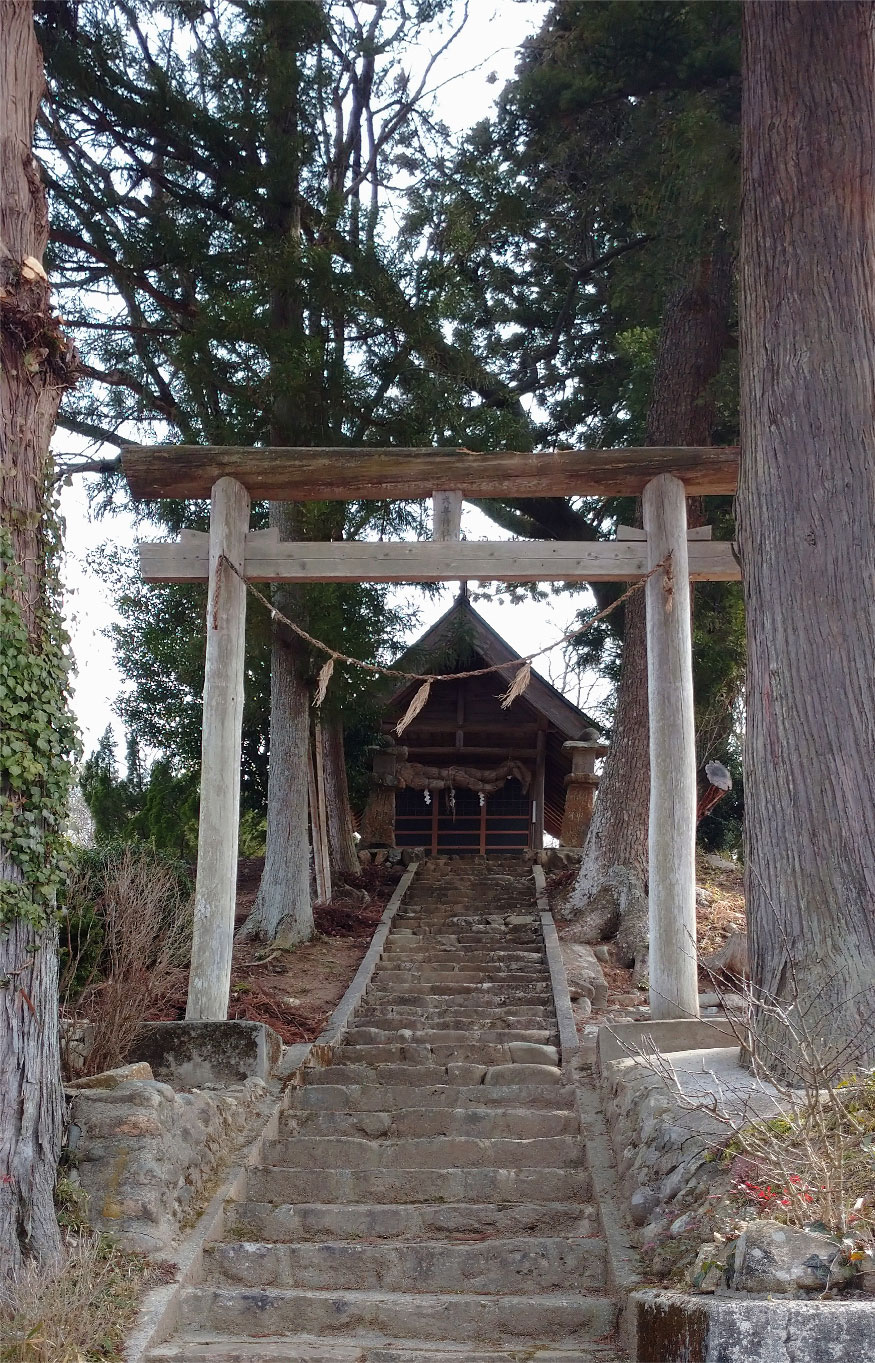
<box><xmin>123</xmin><ymin>444</ymin><xmax>741</xmax><ymax>1027</ymax></box>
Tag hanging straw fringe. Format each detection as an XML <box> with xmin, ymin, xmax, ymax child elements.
<box><xmin>221</xmin><ymin>554</ymin><xmax>668</xmax><ymax>690</ymax></box>
<box><xmin>313</xmin><ymin>657</ymin><xmax>335</xmax><ymax>707</ymax></box>
<box><xmin>500</xmin><ymin>659</ymin><xmax>532</xmax><ymax>709</ymax></box>
<box><xmin>395</xmin><ymin>680</ymin><xmax>432</xmax><ymax>736</ymax></box>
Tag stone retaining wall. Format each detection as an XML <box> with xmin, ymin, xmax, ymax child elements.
<box><xmin>67</xmin><ymin>1066</ymin><xmax>271</xmax><ymax>1253</ymax></box>
<box><xmin>601</xmin><ymin>1053</ymin><xmax>729</xmax><ymax>1266</ymax></box>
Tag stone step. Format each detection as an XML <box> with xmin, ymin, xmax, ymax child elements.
<box><xmin>381</xmin><ymin>959</ymin><xmax>545</xmax><ymax>970</ymax></box>
<box><xmin>226</xmin><ymin>1200</ymin><xmax>598</xmax><ymax>1244</ymax></box>
<box><xmin>365</xmin><ymin>984</ymin><xmax>553</xmax><ymax>1000</ymax></box>
<box><xmin>262</xmin><ymin>1134</ymin><xmax>582</xmax><ymax>1170</ymax></box>
<box><xmin>335</xmin><ymin>1042</ymin><xmax>559</xmax><ymax>1067</ymax></box>
<box><xmin>388</xmin><ymin>930</ymin><xmax>541</xmax><ymax>941</ymax></box>
<box><xmin>396</xmin><ymin>915</ymin><xmax>537</xmax><ymax>926</ymax></box>
<box><xmin>288</xmin><ymin>1083</ymin><xmax>576</xmax><ymax>1112</ymax></box>
<box><xmin>279</xmin><ymin>1105</ymin><xmax>578</xmax><ymax>1139</ymax></box>
<box><xmin>205</xmin><ymin>1235</ymin><xmax>606</xmax><ymax>1294</ymax></box>
<box><xmin>298</xmin><ymin>1063</ymin><xmax>564</xmax><ymax>1088</ymax></box>
<box><xmin>178</xmin><ymin>1287</ymin><xmax>617</xmax><ymax>1346</ymax></box>
<box><xmin>148</xmin><ymin>1337</ymin><xmax>620</xmax><ymax>1362</ymax></box>
<box><xmin>370</xmin><ymin>970</ymin><xmax>550</xmax><ymax>986</ymax></box>
<box><xmin>245</xmin><ymin>1165</ymin><xmax>592</xmax><ymax>1206</ymax></box>
<box><xmin>354</xmin><ymin>1010</ymin><xmax>555</xmax><ymax>1029</ymax></box>
<box><xmin>343</xmin><ymin>1029</ymin><xmax>556</xmax><ymax>1047</ymax></box>
<box><xmin>383</xmin><ymin>943</ymin><xmax>544</xmax><ymax>956</ymax></box>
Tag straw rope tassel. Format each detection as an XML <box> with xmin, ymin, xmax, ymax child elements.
<box><xmin>313</xmin><ymin>657</ymin><xmax>335</xmax><ymax>707</ymax></box>
<box><xmin>395</xmin><ymin>680</ymin><xmax>432</xmax><ymax>736</ymax></box>
<box><xmin>500</xmin><ymin>660</ymin><xmax>531</xmax><ymax>709</ymax></box>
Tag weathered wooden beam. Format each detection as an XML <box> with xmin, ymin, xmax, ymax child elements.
<box><xmin>186</xmin><ymin>477</ymin><xmax>250</xmax><ymax>1022</ymax></box>
<box><xmin>122</xmin><ymin>444</ymin><xmax>739</xmax><ymax>501</ymax></box>
<box><xmin>643</xmin><ymin>474</ymin><xmax>700</xmax><ymax>1022</ymax></box>
<box><xmin>432</xmin><ymin>490</ymin><xmax>463</xmax><ymax>541</ymax></box>
<box><xmin>138</xmin><ymin>533</ymin><xmax>741</xmax><ymax>584</ymax></box>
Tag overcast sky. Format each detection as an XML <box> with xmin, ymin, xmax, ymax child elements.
<box><xmin>56</xmin><ymin>0</ymin><xmax>609</xmax><ymax>764</ymax></box>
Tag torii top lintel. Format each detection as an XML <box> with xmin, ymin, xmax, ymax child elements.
<box><xmin>121</xmin><ymin>444</ymin><xmax>739</xmax><ymax>502</ymax></box>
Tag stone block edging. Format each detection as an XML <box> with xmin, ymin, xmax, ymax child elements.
<box><xmin>533</xmin><ymin>864</ymin><xmax>579</xmax><ymax>1070</ymax></box>
<box><xmin>125</xmin><ymin>860</ymin><xmax>419</xmax><ymax>1362</ymax></box>
<box><xmin>630</xmin><ymin>1287</ymin><xmax>875</xmax><ymax>1363</ymax></box>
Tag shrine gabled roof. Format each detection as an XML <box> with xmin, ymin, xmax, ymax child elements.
<box><xmin>386</xmin><ymin>594</ymin><xmax>600</xmax><ymax>740</ymax></box>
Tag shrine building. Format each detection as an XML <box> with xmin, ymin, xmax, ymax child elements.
<box><xmin>360</xmin><ymin>594</ymin><xmax>607</xmax><ymax>856</ymax></box>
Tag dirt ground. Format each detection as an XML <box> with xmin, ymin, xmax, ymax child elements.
<box><xmin>552</xmin><ymin>853</ymin><xmax>746</xmax><ymax>1014</ymax></box>
<box><xmin>156</xmin><ymin>859</ymin><xmax>405</xmax><ymax>1045</ymax></box>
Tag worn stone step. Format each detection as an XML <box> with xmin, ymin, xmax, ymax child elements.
<box><xmin>226</xmin><ymin>1199</ymin><xmax>598</xmax><ymax>1244</ymax></box>
<box><xmin>354</xmin><ymin>1010</ymin><xmax>554</xmax><ymax>1029</ymax></box>
<box><xmin>365</xmin><ymin>983</ymin><xmax>553</xmax><ymax>1000</ymax></box>
<box><xmin>178</xmin><ymin>1286</ymin><xmax>617</xmax><ymax>1345</ymax></box>
<box><xmin>336</xmin><ymin>1042</ymin><xmax>559</xmax><ymax>1067</ymax></box>
<box><xmin>279</xmin><ymin>1105</ymin><xmax>577</xmax><ymax>1139</ymax></box>
<box><xmin>343</xmin><ymin>1029</ymin><xmax>556</xmax><ymax>1047</ymax></box>
<box><xmin>205</xmin><ymin>1235</ymin><xmax>607</xmax><ymax>1294</ymax></box>
<box><xmin>245</xmin><ymin>1164</ymin><xmax>592</xmax><ymax>1206</ymax></box>
<box><xmin>148</xmin><ymin>1337</ymin><xmax>620</xmax><ymax>1363</ymax></box>
<box><xmin>262</xmin><ymin>1134</ymin><xmax>582</xmax><ymax>1170</ymax></box>
<box><xmin>371</xmin><ymin>971</ymin><xmax>550</xmax><ymax>987</ymax></box>
<box><xmin>288</xmin><ymin>1083</ymin><xmax>576</xmax><ymax>1113</ymax></box>
<box><xmin>298</xmin><ymin>1063</ymin><xmax>563</xmax><ymax>1088</ymax></box>
<box><xmin>388</xmin><ymin>929</ymin><xmax>541</xmax><ymax>941</ymax></box>
<box><xmin>382</xmin><ymin>945</ymin><xmax>544</xmax><ymax>958</ymax></box>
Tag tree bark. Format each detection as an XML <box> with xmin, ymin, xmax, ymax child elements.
<box><xmin>239</xmin><ymin>511</ymin><xmax>314</xmax><ymax>947</ymax></box>
<box><xmin>321</xmin><ymin>714</ymin><xmax>360</xmax><ymax>878</ymax></box>
<box><xmin>567</xmin><ymin>244</ymin><xmax>732</xmax><ymax>926</ymax></box>
<box><xmin>0</xmin><ymin>0</ymin><xmax>65</xmax><ymax>1276</ymax></box>
<box><xmin>243</xmin><ymin>3</ymin><xmax>324</xmax><ymax>944</ymax></box>
<box><xmin>739</xmin><ymin>1</ymin><xmax>875</xmax><ymax>1078</ymax></box>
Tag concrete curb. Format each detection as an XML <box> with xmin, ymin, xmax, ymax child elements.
<box><xmin>125</xmin><ymin>860</ymin><xmax>419</xmax><ymax>1362</ymax></box>
<box><xmin>534</xmin><ymin>863</ymin><xmax>645</xmax><ymax>1354</ymax></box>
<box><xmin>535</xmin><ymin>867</ymin><xmax>579</xmax><ymax>1072</ymax></box>
<box><xmin>630</xmin><ymin>1287</ymin><xmax>875</xmax><ymax>1363</ymax></box>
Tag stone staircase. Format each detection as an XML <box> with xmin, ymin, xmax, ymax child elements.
<box><xmin>148</xmin><ymin>856</ymin><xmax>623</xmax><ymax>1362</ymax></box>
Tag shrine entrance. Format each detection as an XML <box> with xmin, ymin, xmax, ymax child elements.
<box><xmin>362</xmin><ymin>593</ymin><xmax>603</xmax><ymax>855</ymax></box>
<box><xmin>122</xmin><ymin>441</ymin><xmax>741</xmax><ymax>1025</ymax></box>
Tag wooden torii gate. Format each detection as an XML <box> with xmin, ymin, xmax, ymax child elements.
<box><xmin>123</xmin><ymin>444</ymin><xmax>741</xmax><ymax>1027</ymax></box>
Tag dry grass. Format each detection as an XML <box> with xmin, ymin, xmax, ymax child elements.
<box><xmin>59</xmin><ymin>847</ymin><xmax>192</xmax><ymax>1077</ymax></box>
<box><xmin>0</xmin><ymin>1234</ymin><xmax>161</xmax><ymax>1362</ymax></box>
<box><xmin>694</xmin><ymin>853</ymin><xmax>746</xmax><ymax>958</ymax></box>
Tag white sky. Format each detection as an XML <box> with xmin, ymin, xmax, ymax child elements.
<box><xmin>56</xmin><ymin>0</ymin><xmax>610</xmax><ymax>764</ymax></box>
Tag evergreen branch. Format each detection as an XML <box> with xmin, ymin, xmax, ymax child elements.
<box><xmin>55</xmin><ymin>415</ymin><xmax>143</xmax><ymax>450</ymax></box>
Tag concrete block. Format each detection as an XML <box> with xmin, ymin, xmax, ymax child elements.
<box><xmin>130</xmin><ymin>1020</ymin><xmax>282</xmax><ymax>1086</ymax></box>
<box><xmin>598</xmin><ymin>1018</ymin><xmax>738</xmax><ymax>1069</ymax></box>
<box><xmin>632</xmin><ymin>1289</ymin><xmax>875</xmax><ymax>1363</ymax></box>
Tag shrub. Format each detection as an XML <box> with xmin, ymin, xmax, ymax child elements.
<box><xmin>58</xmin><ymin>845</ymin><xmax>192</xmax><ymax>1076</ymax></box>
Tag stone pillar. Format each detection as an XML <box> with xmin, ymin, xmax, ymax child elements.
<box><xmin>360</xmin><ymin>746</ymin><xmax>406</xmax><ymax>847</ymax></box>
<box><xmin>560</xmin><ymin>731</ymin><xmax>610</xmax><ymax>846</ymax></box>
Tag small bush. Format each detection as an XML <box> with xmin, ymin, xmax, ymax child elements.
<box><xmin>59</xmin><ymin>845</ymin><xmax>192</xmax><ymax>1076</ymax></box>
<box><xmin>0</xmin><ymin>1234</ymin><xmax>155</xmax><ymax>1362</ymax></box>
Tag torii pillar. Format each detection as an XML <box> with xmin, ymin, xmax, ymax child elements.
<box><xmin>643</xmin><ymin>474</ymin><xmax>699</xmax><ymax>1020</ymax></box>
<box><xmin>186</xmin><ymin>477</ymin><xmax>250</xmax><ymax>1021</ymax></box>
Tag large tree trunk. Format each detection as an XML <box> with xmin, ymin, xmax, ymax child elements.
<box><xmin>0</xmin><ymin>0</ymin><xmax>67</xmax><ymax>1276</ymax></box>
<box><xmin>739</xmin><ymin>1</ymin><xmax>875</xmax><ymax>1079</ymax></box>
<box><xmin>566</xmin><ymin>245</ymin><xmax>732</xmax><ymax>938</ymax></box>
<box><xmin>321</xmin><ymin>715</ymin><xmax>360</xmax><ymax>878</ymax></box>
<box><xmin>239</xmin><ymin>511</ymin><xmax>314</xmax><ymax>947</ymax></box>
<box><xmin>243</xmin><ymin>3</ymin><xmax>325</xmax><ymax>945</ymax></box>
